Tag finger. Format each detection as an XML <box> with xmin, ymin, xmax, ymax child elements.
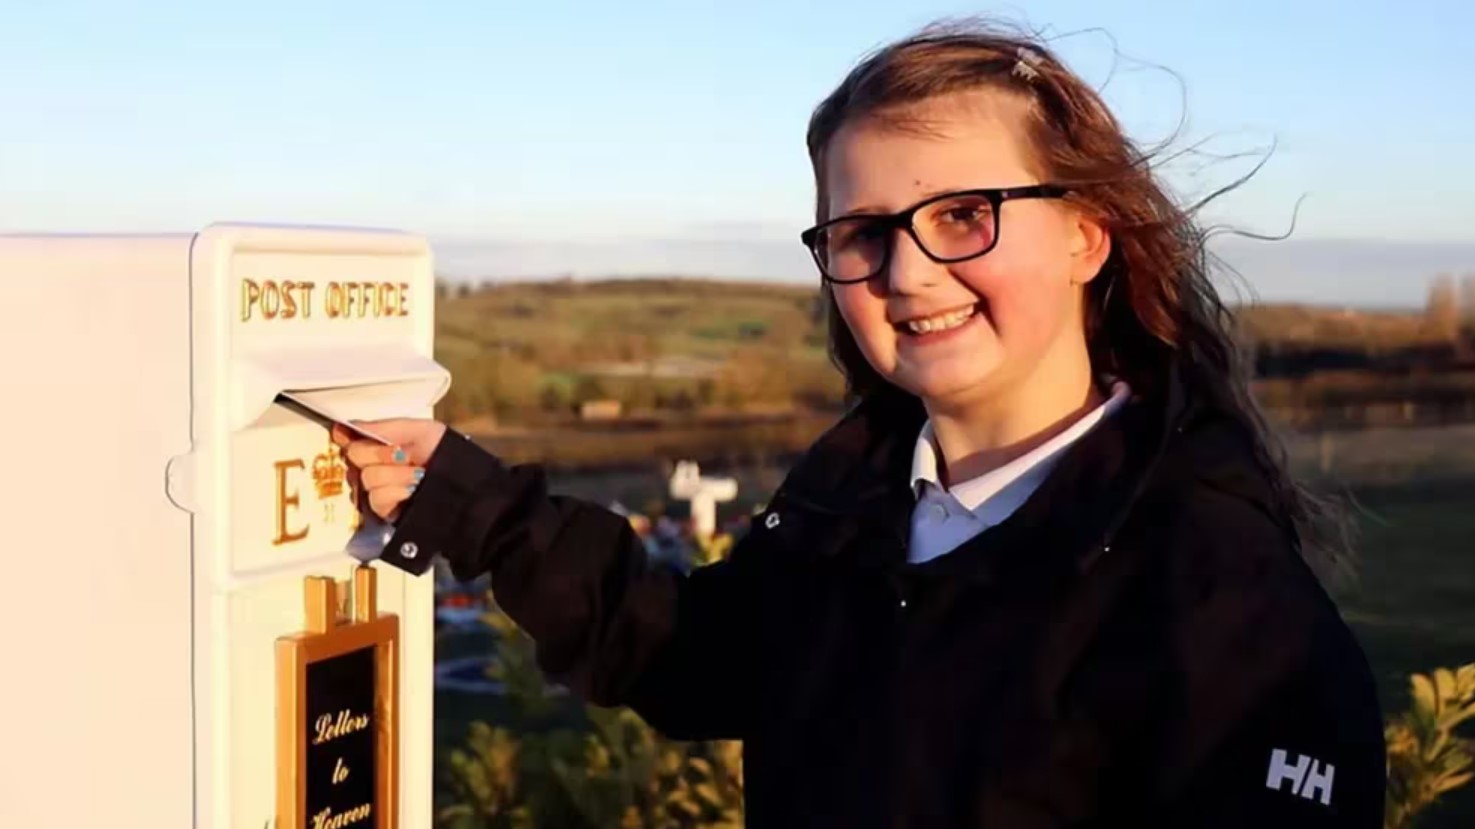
<box><xmin>368</xmin><ymin>485</ymin><xmax>412</xmax><ymax>520</ymax></box>
<box><xmin>342</xmin><ymin>439</ymin><xmax>409</xmax><ymax>469</ymax></box>
<box><xmin>361</xmin><ymin>464</ymin><xmax>423</xmax><ymax>490</ymax></box>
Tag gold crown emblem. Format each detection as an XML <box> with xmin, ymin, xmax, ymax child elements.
<box><xmin>312</xmin><ymin>442</ymin><xmax>347</xmax><ymax>500</ymax></box>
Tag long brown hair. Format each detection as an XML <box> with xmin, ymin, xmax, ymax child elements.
<box><xmin>805</xmin><ymin>20</ymin><xmax>1352</xmax><ymax>579</ymax></box>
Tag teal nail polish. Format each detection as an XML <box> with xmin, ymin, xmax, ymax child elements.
<box><xmin>413</xmin><ymin>468</ymin><xmax>425</xmax><ymax>483</ymax></box>
<box><xmin>393</xmin><ymin>448</ymin><xmax>407</xmax><ymax>464</ymax></box>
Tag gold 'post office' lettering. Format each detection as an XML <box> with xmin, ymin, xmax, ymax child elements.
<box><xmin>273</xmin><ymin>459</ymin><xmax>310</xmax><ymax>546</ymax></box>
<box><xmin>243</xmin><ymin>279</ymin><xmax>411</xmax><ymax>321</ymax></box>
<box><xmin>242</xmin><ymin>279</ymin><xmax>317</xmax><ymax>321</ymax></box>
<box><xmin>242</xmin><ymin>279</ymin><xmax>261</xmax><ymax>321</ymax></box>
<box><xmin>298</xmin><ymin>281</ymin><xmax>316</xmax><ymax>317</ymax></box>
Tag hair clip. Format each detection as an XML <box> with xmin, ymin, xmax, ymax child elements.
<box><xmin>1012</xmin><ymin>46</ymin><xmax>1042</xmax><ymax>83</ymax></box>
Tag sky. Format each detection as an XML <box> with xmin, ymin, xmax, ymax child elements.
<box><xmin>1</xmin><ymin>0</ymin><xmax>1472</xmax><ymax>306</ymax></box>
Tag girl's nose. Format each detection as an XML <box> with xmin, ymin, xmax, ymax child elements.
<box><xmin>884</xmin><ymin>230</ymin><xmax>943</xmax><ymax>295</ymax></box>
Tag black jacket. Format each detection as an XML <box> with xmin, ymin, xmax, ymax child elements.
<box><xmin>380</xmin><ymin>366</ymin><xmax>1386</xmax><ymax>828</ymax></box>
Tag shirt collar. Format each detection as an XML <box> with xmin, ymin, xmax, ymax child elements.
<box><xmin>910</xmin><ymin>378</ymin><xmax>1134</xmax><ymax>513</ymax></box>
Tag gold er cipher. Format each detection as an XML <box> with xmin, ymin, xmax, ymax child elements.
<box><xmin>274</xmin><ymin>441</ymin><xmax>359</xmax><ymax>547</ymax></box>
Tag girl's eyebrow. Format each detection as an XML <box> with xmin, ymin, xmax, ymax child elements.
<box><xmin>832</xmin><ymin>186</ymin><xmax>984</xmax><ymax>220</ymax></box>
<box><xmin>831</xmin><ymin>204</ymin><xmax>890</xmax><ymax>220</ymax></box>
<box><xmin>832</xmin><ymin>194</ymin><xmax>927</xmax><ymax>220</ymax></box>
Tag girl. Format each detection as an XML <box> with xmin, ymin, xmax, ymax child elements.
<box><xmin>338</xmin><ymin>22</ymin><xmax>1385</xmax><ymax>828</ymax></box>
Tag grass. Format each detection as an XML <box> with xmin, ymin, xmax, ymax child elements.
<box><xmin>1333</xmin><ymin>479</ymin><xmax>1475</xmax><ymax>828</ymax></box>
<box><xmin>1336</xmin><ymin>480</ymin><xmax>1475</xmax><ymax>702</ymax></box>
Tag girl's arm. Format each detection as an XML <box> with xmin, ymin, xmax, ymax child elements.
<box><xmin>377</xmin><ymin>429</ymin><xmax>761</xmax><ymax>741</ymax></box>
<box><xmin>1142</xmin><ymin>488</ymin><xmax>1386</xmax><ymax>827</ymax></box>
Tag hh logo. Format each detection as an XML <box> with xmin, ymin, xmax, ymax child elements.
<box><xmin>1266</xmin><ymin>748</ymin><xmax>1334</xmax><ymax>806</ymax></box>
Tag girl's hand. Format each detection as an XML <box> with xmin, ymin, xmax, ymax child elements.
<box><xmin>331</xmin><ymin>419</ymin><xmax>449</xmax><ymax>521</ymax></box>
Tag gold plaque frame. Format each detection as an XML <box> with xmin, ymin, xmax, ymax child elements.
<box><xmin>276</xmin><ymin>566</ymin><xmax>399</xmax><ymax>829</ymax></box>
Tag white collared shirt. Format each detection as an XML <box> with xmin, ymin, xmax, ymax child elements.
<box><xmin>907</xmin><ymin>379</ymin><xmax>1133</xmax><ymax>564</ymax></box>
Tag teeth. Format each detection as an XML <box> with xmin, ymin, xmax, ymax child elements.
<box><xmin>906</xmin><ymin>306</ymin><xmax>975</xmax><ymax>334</ymax></box>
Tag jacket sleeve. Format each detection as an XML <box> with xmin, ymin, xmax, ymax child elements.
<box><xmin>1142</xmin><ymin>487</ymin><xmax>1387</xmax><ymax>828</ymax></box>
<box><xmin>376</xmin><ymin>429</ymin><xmax>762</xmax><ymax>741</ymax></box>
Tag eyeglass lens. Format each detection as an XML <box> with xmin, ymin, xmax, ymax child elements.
<box><xmin>815</xmin><ymin>193</ymin><xmax>998</xmax><ymax>282</ymax></box>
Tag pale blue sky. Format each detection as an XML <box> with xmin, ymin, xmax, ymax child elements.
<box><xmin>1</xmin><ymin>0</ymin><xmax>1472</xmax><ymax>303</ymax></box>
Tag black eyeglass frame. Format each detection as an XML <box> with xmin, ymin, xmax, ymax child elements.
<box><xmin>799</xmin><ymin>184</ymin><xmax>1071</xmax><ymax>285</ymax></box>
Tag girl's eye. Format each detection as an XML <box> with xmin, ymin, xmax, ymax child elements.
<box><xmin>936</xmin><ymin>200</ymin><xmax>992</xmax><ymax>226</ymax></box>
<box><xmin>831</xmin><ymin>220</ymin><xmax>886</xmax><ymax>248</ymax></box>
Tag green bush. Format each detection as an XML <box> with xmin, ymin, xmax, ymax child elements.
<box><xmin>438</xmin><ymin>534</ymin><xmax>743</xmax><ymax>829</ymax></box>
<box><xmin>1385</xmin><ymin>664</ymin><xmax>1475</xmax><ymax>828</ymax></box>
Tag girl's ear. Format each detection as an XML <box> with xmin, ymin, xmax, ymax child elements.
<box><xmin>1067</xmin><ymin>210</ymin><xmax>1111</xmax><ymax>286</ymax></box>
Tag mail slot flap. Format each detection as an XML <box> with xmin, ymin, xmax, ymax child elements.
<box><xmin>233</xmin><ymin>344</ymin><xmax>451</xmax><ymax>432</ymax></box>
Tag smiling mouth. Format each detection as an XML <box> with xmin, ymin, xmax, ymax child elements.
<box><xmin>893</xmin><ymin>302</ymin><xmax>983</xmax><ymax>335</ymax></box>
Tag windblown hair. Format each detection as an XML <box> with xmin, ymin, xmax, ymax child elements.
<box><xmin>805</xmin><ymin>20</ymin><xmax>1351</xmax><ymax>578</ymax></box>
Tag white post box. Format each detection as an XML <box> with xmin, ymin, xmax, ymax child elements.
<box><xmin>0</xmin><ymin>223</ymin><xmax>450</xmax><ymax>828</ymax></box>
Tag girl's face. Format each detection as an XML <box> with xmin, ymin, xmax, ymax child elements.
<box><xmin>823</xmin><ymin>91</ymin><xmax>1109</xmax><ymax>412</ymax></box>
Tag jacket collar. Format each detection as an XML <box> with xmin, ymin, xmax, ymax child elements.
<box><xmin>909</xmin><ymin>378</ymin><xmax>1134</xmax><ymax>508</ymax></box>
<box><xmin>774</xmin><ymin>359</ymin><xmax>1275</xmax><ymax>581</ymax></box>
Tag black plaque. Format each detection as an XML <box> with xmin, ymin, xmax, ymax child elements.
<box><xmin>278</xmin><ymin>570</ymin><xmax>397</xmax><ymax>829</ymax></box>
<box><xmin>304</xmin><ymin>646</ymin><xmax>378</xmax><ymax>829</ymax></box>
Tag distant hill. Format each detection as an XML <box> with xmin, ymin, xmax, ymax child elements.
<box><xmin>437</xmin><ymin>277</ymin><xmax>823</xmax><ymax>365</ymax></box>
<box><xmin>1235</xmin><ymin>303</ymin><xmax>1433</xmax><ymax>349</ymax></box>
<box><xmin>432</xmin><ymin>278</ymin><xmax>841</xmax><ymax>423</ymax></box>
<box><xmin>432</xmin><ymin>277</ymin><xmax>1472</xmax><ymax>430</ymax></box>
<box><xmin>436</xmin><ymin>275</ymin><xmax>1442</xmax><ymax>357</ymax></box>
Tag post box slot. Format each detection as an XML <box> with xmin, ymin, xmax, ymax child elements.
<box><xmin>232</xmin><ymin>345</ymin><xmax>450</xmax><ymax>433</ymax></box>
<box><xmin>218</xmin><ymin>351</ymin><xmax>448</xmax><ymax>579</ymax></box>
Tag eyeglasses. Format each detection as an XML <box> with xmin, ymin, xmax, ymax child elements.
<box><xmin>799</xmin><ymin>184</ymin><xmax>1069</xmax><ymax>285</ymax></box>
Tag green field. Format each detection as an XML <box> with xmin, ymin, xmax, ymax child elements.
<box><xmin>1339</xmin><ymin>480</ymin><xmax>1475</xmax><ymax>698</ymax></box>
<box><xmin>1336</xmin><ymin>477</ymin><xmax>1475</xmax><ymax>827</ymax></box>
